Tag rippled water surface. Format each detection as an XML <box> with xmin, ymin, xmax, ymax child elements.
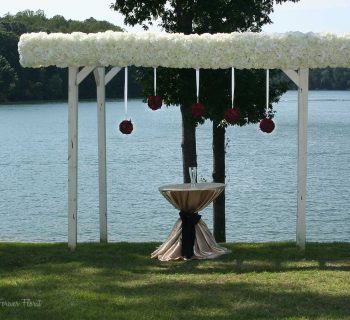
<box><xmin>0</xmin><ymin>91</ymin><xmax>349</xmax><ymax>242</ymax></box>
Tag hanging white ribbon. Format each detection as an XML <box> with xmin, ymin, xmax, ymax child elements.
<box><xmin>231</xmin><ymin>67</ymin><xmax>235</xmax><ymax>108</ymax></box>
<box><xmin>266</xmin><ymin>69</ymin><xmax>269</xmax><ymax>118</ymax></box>
<box><xmin>124</xmin><ymin>66</ymin><xmax>128</xmax><ymax>119</ymax></box>
<box><xmin>154</xmin><ymin>67</ymin><xmax>157</xmax><ymax>96</ymax></box>
<box><xmin>196</xmin><ymin>68</ymin><xmax>199</xmax><ymax>103</ymax></box>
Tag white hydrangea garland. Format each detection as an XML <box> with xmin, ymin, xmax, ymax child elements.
<box><xmin>18</xmin><ymin>31</ymin><xmax>350</xmax><ymax>69</ymax></box>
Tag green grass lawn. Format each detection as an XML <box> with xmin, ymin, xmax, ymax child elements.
<box><xmin>0</xmin><ymin>242</ymin><xmax>349</xmax><ymax>320</ymax></box>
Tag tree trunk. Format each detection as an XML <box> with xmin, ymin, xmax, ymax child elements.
<box><xmin>177</xmin><ymin>11</ymin><xmax>196</xmax><ymax>183</ymax></box>
<box><xmin>181</xmin><ymin>104</ymin><xmax>197</xmax><ymax>183</ymax></box>
<box><xmin>212</xmin><ymin>120</ymin><xmax>226</xmax><ymax>242</ymax></box>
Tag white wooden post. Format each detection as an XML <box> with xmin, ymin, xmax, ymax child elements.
<box><xmin>68</xmin><ymin>66</ymin><xmax>79</xmax><ymax>251</ymax></box>
<box><xmin>282</xmin><ymin>69</ymin><xmax>309</xmax><ymax>250</ymax></box>
<box><xmin>94</xmin><ymin>67</ymin><xmax>108</xmax><ymax>243</ymax></box>
<box><xmin>296</xmin><ymin>68</ymin><xmax>309</xmax><ymax>250</ymax></box>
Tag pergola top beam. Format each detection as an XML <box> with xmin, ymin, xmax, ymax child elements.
<box><xmin>19</xmin><ymin>31</ymin><xmax>350</xmax><ymax>70</ymax></box>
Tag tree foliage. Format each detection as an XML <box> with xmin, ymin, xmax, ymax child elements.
<box><xmin>1</xmin><ymin>10</ymin><xmax>123</xmax><ymax>33</ymax></box>
<box><xmin>0</xmin><ymin>56</ymin><xmax>17</xmax><ymax>101</ymax></box>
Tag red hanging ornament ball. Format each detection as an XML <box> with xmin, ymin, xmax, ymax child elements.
<box><xmin>259</xmin><ymin>118</ymin><xmax>275</xmax><ymax>133</ymax></box>
<box><xmin>119</xmin><ymin>119</ymin><xmax>133</xmax><ymax>135</ymax></box>
<box><xmin>147</xmin><ymin>95</ymin><xmax>162</xmax><ymax>110</ymax></box>
<box><xmin>224</xmin><ymin>108</ymin><xmax>240</xmax><ymax>125</ymax></box>
<box><xmin>191</xmin><ymin>102</ymin><xmax>205</xmax><ymax>117</ymax></box>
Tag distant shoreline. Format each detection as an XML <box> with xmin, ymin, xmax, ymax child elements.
<box><xmin>0</xmin><ymin>97</ymin><xmax>145</xmax><ymax>105</ymax></box>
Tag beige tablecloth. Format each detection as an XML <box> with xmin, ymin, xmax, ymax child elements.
<box><xmin>151</xmin><ymin>183</ymin><xmax>230</xmax><ymax>261</ymax></box>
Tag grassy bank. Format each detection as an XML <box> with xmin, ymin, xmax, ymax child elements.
<box><xmin>0</xmin><ymin>242</ymin><xmax>349</xmax><ymax>319</ymax></box>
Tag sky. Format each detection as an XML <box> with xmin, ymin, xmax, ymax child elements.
<box><xmin>0</xmin><ymin>0</ymin><xmax>350</xmax><ymax>33</ymax></box>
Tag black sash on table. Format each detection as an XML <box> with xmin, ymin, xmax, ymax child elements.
<box><xmin>179</xmin><ymin>211</ymin><xmax>201</xmax><ymax>259</ymax></box>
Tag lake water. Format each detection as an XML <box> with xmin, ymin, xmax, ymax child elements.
<box><xmin>0</xmin><ymin>91</ymin><xmax>349</xmax><ymax>243</ymax></box>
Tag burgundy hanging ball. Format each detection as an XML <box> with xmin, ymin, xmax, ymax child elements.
<box><xmin>147</xmin><ymin>95</ymin><xmax>162</xmax><ymax>110</ymax></box>
<box><xmin>259</xmin><ymin>118</ymin><xmax>275</xmax><ymax>133</ymax></box>
<box><xmin>191</xmin><ymin>102</ymin><xmax>205</xmax><ymax>117</ymax></box>
<box><xmin>224</xmin><ymin>108</ymin><xmax>240</xmax><ymax>124</ymax></box>
<box><xmin>119</xmin><ymin>119</ymin><xmax>133</xmax><ymax>134</ymax></box>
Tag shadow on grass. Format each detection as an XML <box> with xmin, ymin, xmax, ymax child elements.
<box><xmin>0</xmin><ymin>242</ymin><xmax>349</xmax><ymax>319</ymax></box>
<box><xmin>1</xmin><ymin>241</ymin><xmax>349</xmax><ymax>273</ymax></box>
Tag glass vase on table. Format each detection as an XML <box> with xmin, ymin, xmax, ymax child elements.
<box><xmin>189</xmin><ymin>167</ymin><xmax>197</xmax><ymax>187</ymax></box>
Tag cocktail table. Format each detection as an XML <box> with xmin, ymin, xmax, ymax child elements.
<box><xmin>151</xmin><ymin>183</ymin><xmax>230</xmax><ymax>261</ymax></box>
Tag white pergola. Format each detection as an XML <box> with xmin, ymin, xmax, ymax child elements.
<box><xmin>18</xmin><ymin>31</ymin><xmax>350</xmax><ymax>251</ymax></box>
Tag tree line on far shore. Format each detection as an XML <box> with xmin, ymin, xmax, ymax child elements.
<box><xmin>1</xmin><ymin>10</ymin><xmax>350</xmax><ymax>104</ymax></box>
<box><xmin>279</xmin><ymin>67</ymin><xmax>350</xmax><ymax>91</ymax></box>
<box><xmin>0</xmin><ymin>10</ymin><xmax>142</xmax><ymax>103</ymax></box>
